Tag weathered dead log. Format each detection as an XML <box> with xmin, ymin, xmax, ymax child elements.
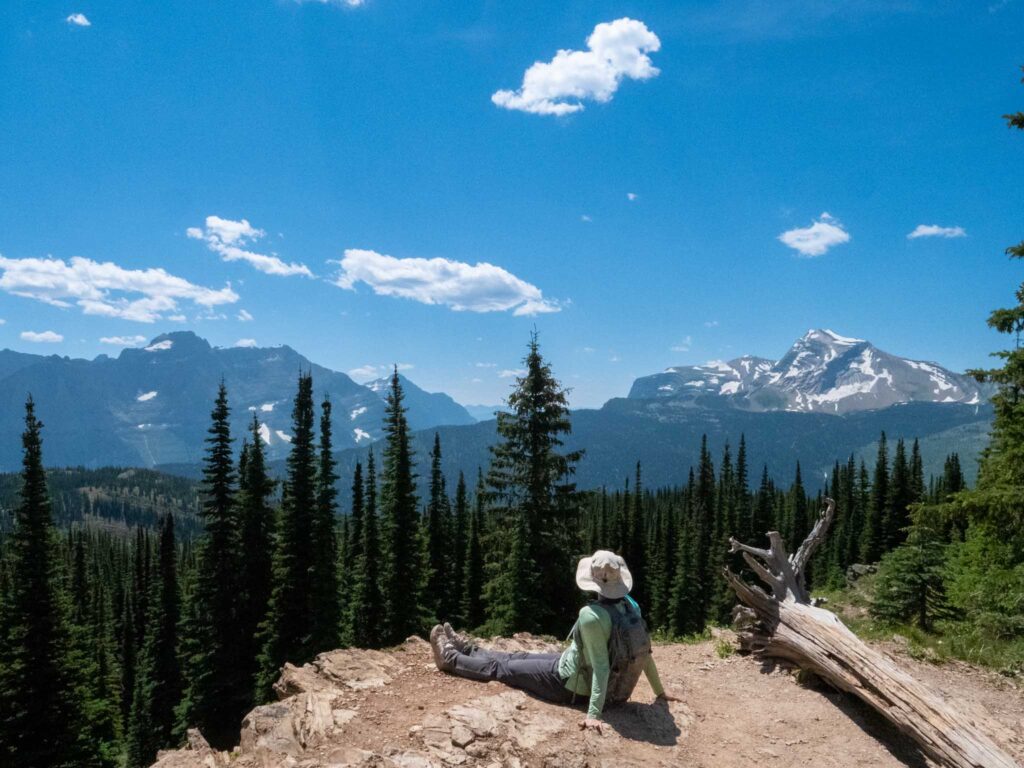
<box><xmin>725</xmin><ymin>497</ymin><xmax>1020</xmax><ymax>768</ymax></box>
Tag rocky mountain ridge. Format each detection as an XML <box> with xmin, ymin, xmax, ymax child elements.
<box><xmin>629</xmin><ymin>329</ymin><xmax>989</xmax><ymax>415</ymax></box>
<box><xmin>0</xmin><ymin>332</ymin><xmax>474</xmax><ymax>470</ymax></box>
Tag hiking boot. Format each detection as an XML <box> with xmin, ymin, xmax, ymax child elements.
<box><xmin>443</xmin><ymin>622</ymin><xmax>475</xmax><ymax>654</ymax></box>
<box><xmin>429</xmin><ymin>624</ymin><xmax>455</xmax><ymax>673</ymax></box>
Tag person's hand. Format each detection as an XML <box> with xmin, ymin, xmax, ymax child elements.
<box><xmin>578</xmin><ymin>717</ymin><xmax>605</xmax><ymax>734</ymax></box>
<box><xmin>656</xmin><ymin>691</ymin><xmax>682</xmax><ymax>703</ymax></box>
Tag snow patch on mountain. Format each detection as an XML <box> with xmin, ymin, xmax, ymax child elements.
<box><xmin>258</xmin><ymin>423</ymin><xmax>272</xmax><ymax>445</ymax></box>
<box><xmin>627</xmin><ymin>329</ymin><xmax>990</xmax><ymax>415</ymax></box>
<box><xmin>144</xmin><ymin>340</ymin><xmax>173</xmax><ymax>352</ymax></box>
<box><xmin>275</xmin><ymin>430</ymin><xmax>292</xmax><ymax>443</ymax></box>
<box><xmin>353</xmin><ymin>428</ymin><xmax>371</xmax><ymax>442</ymax></box>
<box><xmin>136</xmin><ymin>391</ymin><xmax>158</xmax><ymax>402</ymax></box>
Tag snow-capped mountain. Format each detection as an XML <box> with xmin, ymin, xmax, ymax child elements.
<box><xmin>629</xmin><ymin>329</ymin><xmax>988</xmax><ymax>414</ymax></box>
<box><xmin>0</xmin><ymin>332</ymin><xmax>475</xmax><ymax>470</ymax></box>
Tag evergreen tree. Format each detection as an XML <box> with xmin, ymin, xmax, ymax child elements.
<box><xmin>422</xmin><ymin>433</ymin><xmax>451</xmax><ymax>624</ymax></box>
<box><xmin>178</xmin><ymin>382</ymin><xmax>244</xmax><ymax>748</ymax></box>
<box><xmin>236</xmin><ymin>416</ymin><xmax>275</xmax><ymax>702</ymax></box>
<box><xmin>349</xmin><ymin>452</ymin><xmax>383</xmax><ymax>647</ymax></box>
<box><xmin>342</xmin><ymin>461</ymin><xmax>365</xmax><ymax>645</ymax></box>
<box><xmin>257</xmin><ymin>372</ymin><xmax>319</xmax><ymax>698</ymax></box>
<box><xmin>484</xmin><ymin>333</ymin><xmax>582</xmax><ymax>635</ymax></box>
<box><xmin>451</xmin><ymin>472</ymin><xmax>469</xmax><ymax>624</ymax></box>
<box><xmin>0</xmin><ymin>398</ymin><xmax>89</xmax><ymax>767</ymax></box>
<box><xmin>310</xmin><ymin>397</ymin><xmax>341</xmax><ymax>652</ymax></box>
<box><xmin>884</xmin><ymin>438</ymin><xmax>913</xmax><ymax>551</ymax></box>
<box><xmin>460</xmin><ymin>470</ymin><xmax>486</xmax><ymax>631</ymax></box>
<box><xmin>871</xmin><ymin>522</ymin><xmax>954</xmax><ymax>631</ymax></box>
<box><xmin>378</xmin><ymin>370</ymin><xmax>424</xmax><ymax>643</ymax></box>
<box><xmin>860</xmin><ymin>432</ymin><xmax>889</xmax><ymax>562</ymax></box>
<box><xmin>126</xmin><ymin>515</ymin><xmax>182</xmax><ymax>767</ymax></box>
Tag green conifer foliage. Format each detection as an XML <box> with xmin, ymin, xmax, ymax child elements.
<box><xmin>310</xmin><ymin>398</ymin><xmax>341</xmax><ymax>653</ymax></box>
<box><xmin>860</xmin><ymin>433</ymin><xmax>889</xmax><ymax>562</ymax></box>
<box><xmin>126</xmin><ymin>515</ymin><xmax>181</xmax><ymax>767</ymax></box>
<box><xmin>257</xmin><ymin>373</ymin><xmax>318</xmax><ymax>699</ymax></box>
<box><xmin>379</xmin><ymin>370</ymin><xmax>424</xmax><ymax>644</ymax></box>
<box><xmin>349</xmin><ymin>453</ymin><xmax>384</xmax><ymax>647</ymax></box>
<box><xmin>483</xmin><ymin>334</ymin><xmax>582</xmax><ymax>635</ymax></box>
<box><xmin>871</xmin><ymin>522</ymin><xmax>954</xmax><ymax>631</ymax></box>
<box><xmin>178</xmin><ymin>383</ymin><xmax>245</xmax><ymax>749</ymax></box>
<box><xmin>0</xmin><ymin>398</ymin><xmax>89</xmax><ymax>767</ymax></box>
<box><xmin>236</xmin><ymin>417</ymin><xmax>275</xmax><ymax>703</ymax></box>
<box><xmin>460</xmin><ymin>470</ymin><xmax>486</xmax><ymax>632</ymax></box>
<box><xmin>423</xmin><ymin>433</ymin><xmax>451</xmax><ymax>624</ymax></box>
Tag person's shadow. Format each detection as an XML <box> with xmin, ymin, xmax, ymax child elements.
<box><xmin>601</xmin><ymin>700</ymin><xmax>683</xmax><ymax>746</ymax></box>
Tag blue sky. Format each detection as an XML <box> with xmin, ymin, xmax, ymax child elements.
<box><xmin>1</xmin><ymin>0</ymin><xmax>1022</xmax><ymax>408</ymax></box>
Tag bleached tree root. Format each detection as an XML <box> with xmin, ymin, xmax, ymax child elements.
<box><xmin>725</xmin><ymin>498</ymin><xmax>1019</xmax><ymax>768</ymax></box>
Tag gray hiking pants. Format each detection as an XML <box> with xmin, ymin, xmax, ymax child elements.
<box><xmin>445</xmin><ymin>648</ymin><xmax>576</xmax><ymax>705</ymax></box>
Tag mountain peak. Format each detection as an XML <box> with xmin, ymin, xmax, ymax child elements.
<box><xmin>629</xmin><ymin>329</ymin><xmax>989</xmax><ymax>414</ymax></box>
<box><xmin>140</xmin><ymin>331</ymin><xmax>212</xmax><ymax>355</ymax></box>
<box><xmin>800</xmin><ymin>328</ymin><xmax>866</xmax><ymax>345</ymax></box>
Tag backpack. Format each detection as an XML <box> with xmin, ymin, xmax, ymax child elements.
<box><xmin>572</xmin><ymin>597</ymin><xmax>653</xmax><ymax>706</ymax></box>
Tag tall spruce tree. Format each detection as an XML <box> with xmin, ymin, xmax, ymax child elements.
<box><xmin>451</xmin><ymin>471</ymin><xmax>469</xmax><ymax>624</ymax></box>
<box><xmin>860</xmin><ymin>432</ymin><xmax>889</xmax><ymax>563</ymax></box>
<box><xmin>484</xmin><ymin>333</ymin><xmax>582</xmax><ymax>635</ymax></box>
<box><xmin>236</xmin><ymin>416</ymin><xmax>275</xmax><ymax>703</ymax></box>
<box><xmin>349</xmin><ymin>452</ymin><xmax>383</xmax><ymax>647</ymax></box>
<box><xmin>178</xmin><ymin>382</ymin><xmax>245</xmax><ymax>748</ymax></box>
<box><xmin>423</xmin><ymin>433</ymin><xmax>451</xmax><ymax>624</ymax></box>
<box><xmin>460</xmin><ymin>469</ymin><xmax>486</xmax><ymax>631</ymax></box>
<box><xmin>257</xmin><ymin>372</ymin><xmax>319</xmax><ymax>698</ymax></box>
<box><xmin>310</xmin><ymin>397</ymin><xmax>341</xmax><ymax>652</ymax></box>
<box><xmin>126</xmin><ymin>515</ymin><xmax>182</xmax><ymax>768</ymax></box>
<box><xmin>379</xmin><ymin>370</ymin><xmax>424</xmax><ymax>643</ymax></box>
<box><xmin>0</xmin><ymin>399</ymin><xmax>89</xmax><ymax>767</ymax></box>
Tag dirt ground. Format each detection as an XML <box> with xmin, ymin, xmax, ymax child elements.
<box><xmin>155</xmin><ymin>633</ymin><xmax>1024</xmax><ymax>768</ymax></box>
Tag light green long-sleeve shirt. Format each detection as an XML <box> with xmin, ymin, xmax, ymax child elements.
<box><xmin>557</xmin><ymin>597</ymin><xmax>664</xmax><ymax>719</ymax></box>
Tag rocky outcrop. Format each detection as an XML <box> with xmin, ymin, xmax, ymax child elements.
<box><xmin>151</xmin><ymin>635</ymin><xmax>599</xmax><ymax>768</ymax></box>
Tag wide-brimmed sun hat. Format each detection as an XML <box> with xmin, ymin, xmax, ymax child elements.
<box><xmin>576</xmin><ymin>550</ymin><xmax>632</xmax><ymax>600</ymax></box>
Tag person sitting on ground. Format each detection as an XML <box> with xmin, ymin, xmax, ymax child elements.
<box><xmin>429</xmin><ymin>550</ymin><xmax>681</xmax><ymax>733</ymax></box>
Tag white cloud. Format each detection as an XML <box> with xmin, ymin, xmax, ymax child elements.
<box><xmin>100</xmin><ymin>335</ymin><xmax>147</xmax><ymax>347</ymax></box>
<box><xmin>234</xmin><ymin>338</ymin><xmax>258</xmax><ymax>348</ymax></box>
<box><xmin>348</xmin><ymin>362</ymin><xmax>413</xmax><ymax>382</ymax></box>
<box><xmin>0</xmin><ymin>254</ymin><xmax>238</xmax><ymax>322</ymax></box>
<box><xmin>778</xmin><ymin>212</ymin><xmax>850</xmax><ymax>257</ymax></box>
<box><xmin>580</xmin><ymin>215</ymin><xmax>593</xmax><ymax>223</ymax></box>
<box><xmin>349</xmin><ymin>365</ymin><xmax>379</xmax><ymax>380</ymax></box>
<box><xmin>907</xmin><ymin>224</ymin><xmax>967</xmax><ymax>240</ymax></box>
<box><xmin>66</xmin><ymin>13</ymin><xmax>91</xmax><ymax>27</ymax></box>
<box><xmin>703</xmin><ymin>320</ymin><xmax>719</xmax><ymax>328</ymax></box>
<box><xmin>169</xmin><ymin>314</ymin><xmax>187</xmax><ymax>323</ymax></box>
<box><xmin>671</xmin><ymin>335</ymin><xmax>693</xmax><ymax>352</ymax></box>
<box><xmin>499</xmin><ymin>368</ymin><xmax>526</xmax><ymax>379</ymax></box>
<box><xmin>627</xmin><ymin>192</ymin><xmax>638</xmax><ymax>201</ymax></box>
<box><xmin>492</xmin><ymin>18</ymin><xmax>661</xmax><ymax>116</ymax></box>
<box><xmin>0</xmin><ymin>319</ymin><xmax>6</xmax><ymax>325</ymax></box>
<box><xmin>21</xmin><ymin>330</ymin><xmax>63</xmax><ymax>343</ymax></box>
<box><xmin>475</xmin><ymin>362</ymin><xmax>497</xmax><ymax>368</ymax></box>
<box><xmin>188</xmin><ymin>216</ymin><xmax>313</xmax><ymax>277</ymax></box>
<box><xmin>331</xmin><ymin>249</ymin><xmax>559</xmax><ymax>316</ymax></box>
<box><xmin>237</xmin><ymin>309</ymin><xmax>254</xmax><ymax>322</ymax></box>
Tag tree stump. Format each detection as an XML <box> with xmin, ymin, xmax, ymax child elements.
<box><xmin>724</xmin><ymin>497</ymin><xmax>1019</xmax><ymax>768</ymax></box>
